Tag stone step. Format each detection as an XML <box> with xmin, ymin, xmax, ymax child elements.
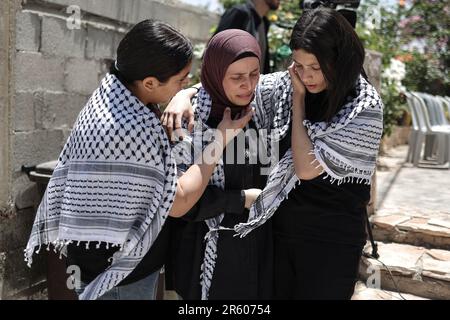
<box><xmin>351</xmin><ymin>281</ymin><xmax>428</xmax><ymax>300</ymax></box>
<box><xmin>370</xmin><ymin>210</ymin><xmax>450</xmax><ymax>250</ymax></box>
<box><xmin>359</xmin><ymin>242</ymin><xmax>450</xmax><ymax>300</ymax></box>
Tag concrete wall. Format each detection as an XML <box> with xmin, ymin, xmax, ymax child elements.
<box><xmin>364</xmin><ymin>50</ymin><xmax>382</xmax><ymax>93</ymax></box>
<box><xmin>363</xmin><ymin>50</ymin><xmax>383</xmax><ymax>216</ymax></box>
<box><xmin>0</xmin><ymin>0</ymin><xmax>218</xmax><ymax>299</ymax></box>
<box><xmin>0</xmin><ymin>1</ymin><xmax>14</xmax><ymax>217</ymax></box>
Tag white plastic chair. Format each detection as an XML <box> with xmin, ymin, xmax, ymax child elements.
<box><xmin>418</xmin><ymin>93</ymin><xmax>449</xmax><ymax>159</ymax></box>
<box><xmin>404</xmin><ymin>92</ymin><xmax>421</xmax><ymax>163</ymax></box>
<box><xmin>436</xmin><ymin>96</ymin><xmax>450</xmax><ymax>123</ymax></box>
<box><xmin>411</xmin><ymin>92</ymin><xmax>450</xmax><ymax>166</ymax></box>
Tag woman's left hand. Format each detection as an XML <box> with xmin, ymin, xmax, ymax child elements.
<box><xmin>161</xmin><ymin>89</ymin><xmax>195</xmax><ymax>142</ymax></box>
<box><xmin>288</xmin><ymin>63</ymin><xmax>306</xmax><ymax>98</ymax></box>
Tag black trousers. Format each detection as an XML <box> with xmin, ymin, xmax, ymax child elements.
<box><xmin>274</xmin><ymin>235</ymin><xmax>363</xmax><ymax>300</ymax></box>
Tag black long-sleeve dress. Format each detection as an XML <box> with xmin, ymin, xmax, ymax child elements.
<box><xmin>166</xmin><ymin>116</ymin><xmax>274</xmax><ymax>300</ymax></box>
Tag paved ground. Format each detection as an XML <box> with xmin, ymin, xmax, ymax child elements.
<box><xmin>352</xmin><ymin>281</ymin><xmax>428</xmax><ymax>300</ymax></box>
<box><xmin>376</xmin><ymin>145</ymin><xmax>450</xmax><ymax>215</ymax></box>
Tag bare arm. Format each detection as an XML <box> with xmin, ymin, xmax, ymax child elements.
<box><xmin>288</xmin><ymin>64</ymin><xmax>323</xmax><ymax>181</ymax></box>
<box><xmin>169</xmin><ymin>106</ymin><xmax>254</xmax><ymax>217</ymax></box>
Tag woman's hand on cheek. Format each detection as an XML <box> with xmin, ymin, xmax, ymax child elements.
<box><xmin>288</xmin><ymin>63</ymin><xmax>306</xmax><ymax>98</ymax></box>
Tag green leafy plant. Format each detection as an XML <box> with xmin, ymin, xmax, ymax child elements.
<box><xmin>220</xmin><ymin>0</ymin><xmax>245</xmax><ymax>9</ymax></box>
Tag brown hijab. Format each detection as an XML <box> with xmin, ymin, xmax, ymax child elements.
<box><xmin>201</xmin><ymin>29</ymin><xmax>261</xmax><ymax>119</ymax></box>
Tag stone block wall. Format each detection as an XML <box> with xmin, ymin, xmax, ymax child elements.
<box><xmin>0</xmin><ymin>0</ymin><xmax>218</xmax><ymax>299</ymax></box>
<box><xmin>364</xmin><ymin>50</ymin><xmax>383</xmax><ymax>93</ymax></box>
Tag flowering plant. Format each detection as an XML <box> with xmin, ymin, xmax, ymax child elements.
<box><xmin>357</xmin><ymin>0</ymin><xmax>449</xmax><ymax>136</ymax></box>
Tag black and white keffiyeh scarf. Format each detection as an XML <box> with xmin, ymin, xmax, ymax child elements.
<box><xmin>235</xmin><ymin>74</ymin><xmax>384</xmax><ymax>238</ymax></box>
<box><xmin>173</xmin><ymin>71</ymin><xmax>293</xmax><ymax>299</ymax></box>
<box><xmin>24</xmin><ymin>74</ymin><xmax>177</xmax><ymax>300</ymax></box>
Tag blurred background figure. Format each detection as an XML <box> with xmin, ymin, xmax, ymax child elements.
<box><xmin>214</xmin><ymin>0</ymin><xmax>281</xmax><ymax>74</ymax></box>
<box><xmin>301</xmin><ymin>0</ymin><xmax>360</xmax><ymax>27</ymax></box>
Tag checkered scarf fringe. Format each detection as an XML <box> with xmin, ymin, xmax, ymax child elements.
<box><xmin>235</xmin><ymin>74</ymin><xmax>384</xmax><ymax>238</ymax></box>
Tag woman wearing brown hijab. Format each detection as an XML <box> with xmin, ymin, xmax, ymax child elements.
<box><xmin>167</xmin><ymin>29</ymin><xmax>274</xmax><ymax>300</ymax></box>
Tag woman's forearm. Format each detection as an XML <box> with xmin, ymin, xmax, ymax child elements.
<box><xmin>169</xmin><ymin>136</ymin><xmax>225</xmax><ymax>217</ymax></box>
<box><xmin>291</xmin><ymin>94</ymin><xmax>323</xmax><ymax>180</ymax></box>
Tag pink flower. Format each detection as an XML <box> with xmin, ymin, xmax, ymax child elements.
<box><xmin>410</xmin><ymin>15</ymin><xmax>422</xmax><ymax>23</ymax></box>
<box><xmin>399</xmin><ymin>15</ymin><xmax>422</xmax><ymax>29</ymax></box>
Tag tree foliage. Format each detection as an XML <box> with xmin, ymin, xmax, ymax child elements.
<box><xmin>357</xmin><ymin>0</ymin><xmax>449</xmax><ymax>96</ymax></box>
<box><xmin>216</xmin><ymin>0</ymin><xmax>449</xmax><ymax>136</ymax></box>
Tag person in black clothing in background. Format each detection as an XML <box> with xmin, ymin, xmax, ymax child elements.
<box><xmin>215</xmin><ymin>0</ymin><xmax>281</xmax><ymax>74</ymax></box>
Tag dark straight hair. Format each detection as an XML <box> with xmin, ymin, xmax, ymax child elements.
<box><xmin>110</xmin><ymin>19</ymin><xmax>193</xmax><ymax>84</ymax></box>
<box><xmin>290</xmin><ymin>8</ymin><xmax>365</xmax><ymax>121</ymax></box>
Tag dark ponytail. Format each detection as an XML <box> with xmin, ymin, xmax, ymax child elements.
<box><xmin>109</xmin><ymin>60</ymin><xmax>129</xmax><ymax>85</ymax></box>
<box><xmin>110</xmin><ymin>19</ymin><xmax>193</xmax><ymax>85</ymax></box>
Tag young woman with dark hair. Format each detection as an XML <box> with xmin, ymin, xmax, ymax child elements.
<box><xmin>236</xmin><ymin>8</ymin><xmax>384</xmax><ymax>299</ymax></box>
<box><xmin>289</xmin><ymin>8</ymin><xmax>366</xmax><ymax>122</ymax></box>
<box><xmin>167</xmin><ymin>29</ymin><xmax>274</xmax><ymax>300</ymax></box>
<box><xmin>165</xmin><ymin>8</ymin><xmax>383</xmax><ymax>300</ymax></box>
<box><xmin>25</xmin><ymin>19</ymin><xmax>253</xmax><ymax>300</ymax></box>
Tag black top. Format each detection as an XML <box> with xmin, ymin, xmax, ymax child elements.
<box><xmin>214</xmin><ymin>2</ymin><xmax>271</xmax><ymax>74</ymax></box>
<box><xmin>273</xmin><ymin>90</ymin><xmax>370</xmax><ymax>247</ymax></box>
<box><xmin>66</xmin><ymin>223</ymin><xmax>170</xmax><ymax>286</ymax></box>
<box><xmin>167</xmin><ymin>116</ymin><xmax>273</xmax><ymax>300</ymax></box>
<box><xmin>273</xmin><ymin>176</ymin><xmax>370</xmax><ymax>246</ymax></box>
